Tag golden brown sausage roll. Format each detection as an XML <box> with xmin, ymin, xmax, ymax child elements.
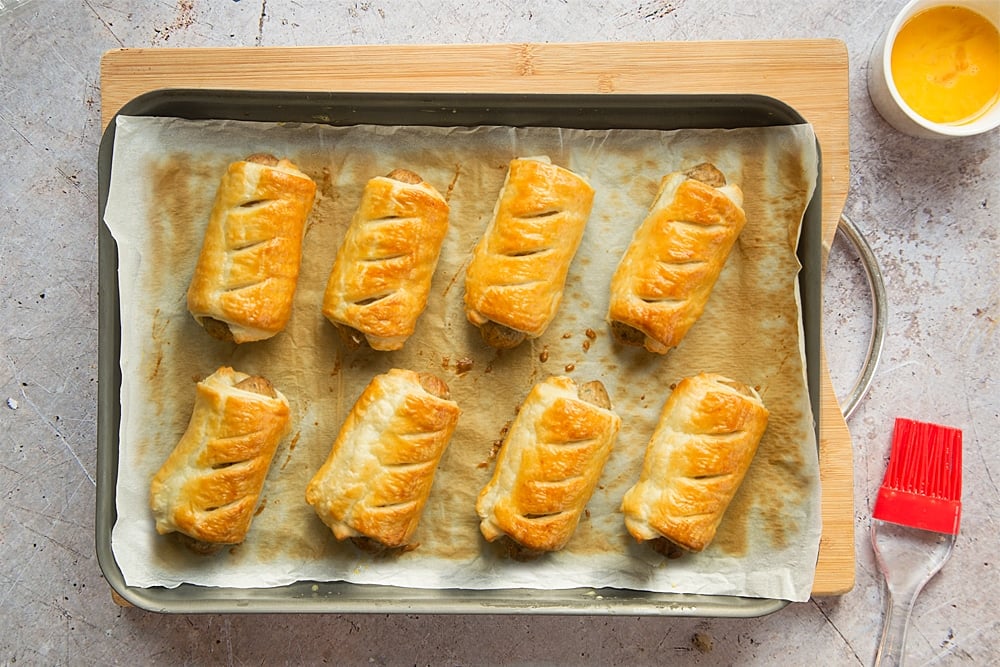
<box><xmin>621</xmin><ymin>372</ymin><xmax>769</xmax><ymax>553</ymax></box>
<box><xmin>608</xmin><ymin>163</ymin><xmax>746</xmax><ymax>354</ymax></box>
<box><xmin>476</xmin><ymin>376</ymin><xmax>621</xmax><ymax>555</ymax></box>
<box><xmin>464</xmin><ymin>157</ymin><xmax>595</xmax><ymax>349</ymax></box>
<box><xmin>149</xmin><ymin>366</ymin><xmax>291</xmax><ymax>549</ymax></box>
<box><xmin>306</xmin><ymin>369</ymin><xmax>461</xmax><ymax>551</ymax></box>
<box><xmin>322</xmin><ymin>169</ymin><xmax>451</xmax><ymax>351</ymax></box>
<box><xmin>187</xmin><ymin>154</ymin><xmax>316</xmax><ymax>343</ymax></box>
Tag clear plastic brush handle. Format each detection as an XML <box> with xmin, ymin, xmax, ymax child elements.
<box><xmin>871</xmin><ymin>519</ymin><xmax>956</xmax><ymax>666</ymax></box>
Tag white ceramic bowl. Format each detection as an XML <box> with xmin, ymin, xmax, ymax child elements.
<box><xmin>867</xmin><ymin>0</ymin><xmax>1000</xmax><ymax>139</ymax></box>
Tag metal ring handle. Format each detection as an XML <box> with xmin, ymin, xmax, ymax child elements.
<box><xmin>835</xmin><ymin>214</ymin><xmax>887</xmax><ymax>419</ymax></box>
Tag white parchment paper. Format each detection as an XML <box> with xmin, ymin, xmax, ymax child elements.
<box><xmin>106</xmin><ymin>114</ymin><xmax>821</xmax><ymax>601</ymax></box>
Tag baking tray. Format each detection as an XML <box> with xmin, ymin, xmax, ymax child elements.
<box><xmin>96</xmin><ymin>89</ymin><xmax>823</xmax><ymax>616</ymax></box>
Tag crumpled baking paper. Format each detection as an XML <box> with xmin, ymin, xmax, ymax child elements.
<box><xmin>106</xmin><ymin>114</ymin><xmax>821</xmax><ymax>602</ymax></box>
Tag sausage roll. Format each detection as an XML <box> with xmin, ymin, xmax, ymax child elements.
<box><xmin>187</xmin><ymin>153</ymin><xmax>316</xmax><ymax>343</ymax></box>
<box><xmin>621</xmin><ymin>372</ymin><xmax>769</xmax><ymax>553</ymax></box>
<box><xmin>608</xmin><ymin>163</ymin><xmax>746</xmax><ymax>354</ymax></box>
<box><xmin>306</xmin><ymin>369</ymin><xmax>461</xmax><ymax>551</ymax></box>
<box><xmin>149</xmin><ymin>366</ymin><xmax>291</xmax><ymax>549</ymax></box>
<box><xmin>464</xmin><ymin>157</ymin><xmax>595</xmax><ymax>349</ymax></box>
<box><xmin>476</xmin><ymin>376</ymin><xmax>621</xmax><ymax>555</ymax></box>
<box><xmin>322</xmin><ymin>169</ymin><xmax>451</xmax><ymax>351</ymax></box>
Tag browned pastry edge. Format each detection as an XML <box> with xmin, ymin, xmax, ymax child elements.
<box><xmin>417</xmin><ymin>372</ymin><xmax>451</xmax><ymax>400</ymax></box>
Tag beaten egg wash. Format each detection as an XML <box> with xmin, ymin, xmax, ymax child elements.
<box><xmin>890</xmin><ymin>5</ymin><xmax>1000</xmax><ymax>124</ymax></box>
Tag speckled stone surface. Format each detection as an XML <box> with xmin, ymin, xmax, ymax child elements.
<box><xmin>1</xmin><ymin>1</ymin><xmax>997</xmax><ymax>664</ymax></box>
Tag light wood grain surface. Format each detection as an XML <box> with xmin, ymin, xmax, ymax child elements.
<box><xmin>99</xmin><ymin>40</ymin><xmax>854</xmax><ymax>595</ymax></box>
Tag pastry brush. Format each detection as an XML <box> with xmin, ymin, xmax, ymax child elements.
<box><xmin>871</xmin><ymin>417</ymin><xmax>962</xmax><ymax>667</ymax></box>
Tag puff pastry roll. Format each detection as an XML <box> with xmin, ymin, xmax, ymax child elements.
<box><xmin>476</xmin><ymin>376</ymin><xmax>621</xmax><ymax>555</ymax></box>
<box><xmin>149</xmin><ymin>366</ymin><xmax>291</xmax><ymax>549</ymax></box>
<box><xmin>187</xmin><ymin>153</ymin><xmax>317</xmax><ymax>343</ymax></box>
<box><xmin>608</xmin><ymin>163</ymin><xmax>746</xmax><ymax>354</ymax></box>
<box><xmin>306</xmin><ymin>369</ymin><xmax>461</xmax><ymax>551</ymax></box>
<box><xmin>621</xmin><ymin>372</ymin><xmax>769</xmax><ymax>553</ymax></box>
<box><xmin>322</xmin><ymin>169</ymin><xmax>451</xmax><ymax>351</ymax></box>
<box><xmin>464</xmin><ymin>157</ymin><xmax>595</xmax><ymax>349</ymax></box>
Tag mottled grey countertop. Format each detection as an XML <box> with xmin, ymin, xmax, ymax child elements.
<box><xmin>1</xmin><ymin>1</ymin><xmax>997</xmax><ymax>665</ymax></box>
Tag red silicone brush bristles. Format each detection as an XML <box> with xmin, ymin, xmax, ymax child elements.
<box><xmin>873</xmin><ymin>418</ymin><xmax>963</xmax><ymax>534</ymax></box>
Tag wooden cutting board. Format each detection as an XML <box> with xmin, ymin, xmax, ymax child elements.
<box><xmin>100</xmin><ymin>41</ymin><xmax>855</xmax><ymax>596</ymax></box>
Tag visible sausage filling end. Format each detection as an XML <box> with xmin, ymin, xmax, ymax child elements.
<box><xmin>577</xmin><ymin>380</ymin><xmax>611</xmax><ymax>410</ymax></box>
<box><xmin>479</xmin><ymin>320</ymin><xmax>526</xmax><ymax>349</ymax></box>
<box><xmin>610</xmin><ymin>319</ymin><xmax>647</xmax><ymax>348</ymax></box>
<box><xmin>174</xmin><ymin>531</ymin><xmax>229</xmax><ymax>555</ymax></box>
<box><xmin>244</xmin><ymin>153</ymin><xmax>280</xmax><ymax>167</ymax></box>
<box><xmin>502</xmin><ymin>536</ymin><xmax>546</xmax><ymax>562</ymax></box>
<box><xmin>386</xmin><ymin>168</ymin><xmax>423</xmax><ymax>185</ymax></box>
<box><xmin>351</xmin><ymin>535</ymin><xmax>419</xmax><ymax>555</ymax></box>
<box><xmin>683</xmin><ymin>162</ymin><xmax>726</xmax><ymax>188</ymax></box>
<box><xmin>335</xmin><ymin>323</ymin><xmax>368</xmax><ymax>350</ymax></box>
<box><xmin>650</xmin><ymin>536</ymin><xmax>687</xmax><ymax>559</ymax></box>
<box><xmin>234</xmin><ymin>375</ymin><xmax>278</xmax><ymax>399</ymax></box>
<box><xmin>201</xmin><ymin>316</ymin><xmax>235</xmax><ymax>343</ymax></box>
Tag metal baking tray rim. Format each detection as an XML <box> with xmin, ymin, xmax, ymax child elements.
<box><xmin>96</xmin><ymin>88</ymin><xmax>823</xmax><ymax>616</ymax></box>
